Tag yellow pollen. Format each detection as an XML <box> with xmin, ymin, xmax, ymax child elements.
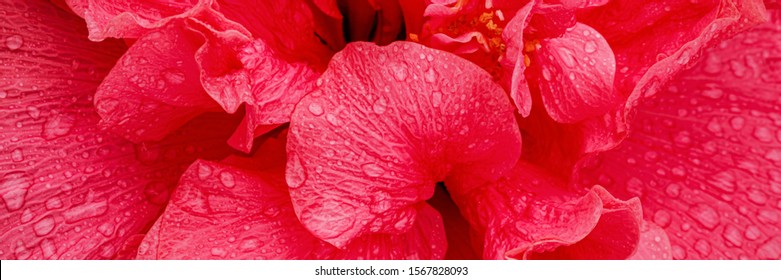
<box><xmin>523</xmin><ymin>39</ymin><xmax>540</xmax><ymax>53</ymax></box>
<box><xmin>524</xmin><ymin>55</ymin><xmax>531</xmax><ymax>67</ymax></box>
<box><xmin>408</xmin><ymin>33</ymin><xmax>419</xmax><ymax>42</ymax></box>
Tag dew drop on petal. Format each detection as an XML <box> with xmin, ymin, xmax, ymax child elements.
<box><xmin>219</xmin><ymin>171</ymin><xmax>236</xmax><ymax>188</ymax></box>
<box><xmin>286</xmin><ymin>153</ymin><xmax>307</xmax><ymax>188</ymax></box>
<box><xmin>308</xmin><ymin>103</ymin><xmax>324</xmax><ymax>116</ymax></box>
<box><xmin>33</xmin><ymin>216</ymin><xmax>56</xmax><ymax>236</ymax></box>
<box><xmin>361</xmin><ymin>163</ymin><xmax>385</xmax><ymax>177</ymax></box>
<box><xmin>584</xmin><ymin>41</ymin><xmax>597</xmax><ymax>54</ymax></box>
<box><xmin>0</xmin><ymin>172</ymin><xmax>32</xmax><ymax>211</ymax></box>
<box><xmin>373</xmin><ymin>98</ymin><xmax>387</xmax><ymax>114</ymax></box>
<box><xmin>5</xmin><ymin>34</ymin><xmax>23</xmax><ymax>50</ymax></box>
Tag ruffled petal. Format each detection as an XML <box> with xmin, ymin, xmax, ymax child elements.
<box><xmin>578</xmin><ymin>0</ymin><xmax>768</xmax><ymax>103</ymax></box>
<box><xmin>94</xmin><ymin>20</ymin><xmax>220</xmax><ymax>142</ymax></box>
<box><xmin>66</xmin><ymin>0</ymin><xmax>207</xmax><ymax>41</ymax></box>
<box><xmin>215</xmin><ymin>0</ymin><xmax>333</xmax><ymax>67</ymax></box>
<box><xmin>574</xmin><ymin>19</ymin><xmax>781</xmax><ymax>259</ymax></box>
<box><xmin>191</xmin><ymin>8</ymin><xmax>324</xmax><ymax>152</ymax></box>
<box><xmin>0</xmin><ymin>0</ymin><xmax>236</xmax><ymax>259</ymax></box>
<box><xmin>527</xmin><ymin>23</ymin><xmax>618</xmax><ymax>123</ymax></box>
<box><xmin>448</xmin><ymin>162</ymin><xmax>646</xmax><ymax>259</ymax></box>
<box><xmin>286</xmin><ymin>41</ymin><xmax>522</xmax><ymax>247</ymax></box>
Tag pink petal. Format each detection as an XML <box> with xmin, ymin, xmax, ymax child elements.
<box><xmin>629</xmin><ymin>223</ymin><xmax>672</xmax><ymax>260</ymax></box>
<box><xmin>135</xmin><ymin>159</ymin><xmax>330</xmax><ymax>259</ymax></box>
<box><xmin>191</xmin><ymin>9</ymin><xmax>324</xmax><ymax>152</ymax></box>
<box><xmin>528</xmin><ymin>23</ymin><xmax>618</xmax><ymax>123</ymax></box>
<box><xmin>215</xmin><ymin>0</ymin><xmax>334</xmax><ymax>67</ymax></box>
<box><xmin>574</xmin><ymin>19</ymin><xmax>781</xmax><ymax>259</ymax></box>
<box><xmin>427</xmin><ymin>186</ymin><xmax>480</xmax><ymax>259</ymax></box>
<box><xmin>66</xmin><ymin>0</ymin><xmax>207</xmax><ymax>41</ymax></box>
<box><xmin>95</xmin><ymin>20</ymin><xmax>220</xmax><ymax>142</ymax></box>
<box><xmin>137</xmin><ymin>142</ymin><xmax>446</xmax><ymax>259</ymax></box>
<box><xmin>286</xmin><ymin>41</ymin><xmax>522</xmax><ymax>247</ymax></box>
<box><xmin>578</xmin><ymin>0</ymin><xmax>768</xmax><ymax>102</ymax></box>
<box><xmin>448</xmin><ymin>162</ymin><xmax>647</xmax><ymax>259</ymax></box>
<box><xmin>0</xmin><ymin>0</ymin><xmax>236</xmax><ymax>259</ymax></box>
<box><xmin>500</xmin><ymin>1</ymin><xmax>535</xmax><ymax>117</ymax></box>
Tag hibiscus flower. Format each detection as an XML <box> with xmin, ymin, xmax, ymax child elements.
<box><xmin>0</xmin><ymin>0</ymin><xmax>779</xmax><ymax>260</ymax></box>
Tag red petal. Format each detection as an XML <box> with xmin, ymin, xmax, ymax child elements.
<box><xmin>449</xmin><ymin>161</ymin><xmax>646</xmax><ymax>259</ymax></box>
<box><xmin>0</xmin><ymin>1</ymin><xmax>236</xmax><ymax>259</ymax></box>
<box><xmin>579</xmin><ymin>0</ymin><xmax>768</xmax><ymax>101</ymax></box>
<box><xmin>500</xmin><ymin>2</ymin><xmax>535</xmax><ymax>117</ymax></box>
<box><xmin>215</xmin><ymin>0</ymin><xmax>333</xmax><ymax>67</ymax></box>
<box><xmin>629</xmin><ymin>223</ymin><xmax>672</xmax><ymax>260</ymax></box>
<box><xmin>95</xmin><ymin>20</ymin><xmax>220</xmax><ymax>142</ymax></box>
<box><xmin>286</xmin><ymin>41</ymin><xmax>522</xmax><ymax>247</ymax></box>
<box><xmin>69</xmin><ymin>0</ymin><xmax>206</xmax><ymax>41</ymax></box>
<box><xmin>574</xmin><ymin>20</ymin><xmax>781</xmax><ymax>259</ymax></box>
<box><xmin>192</xmin><ymin>17</ymin><xmax>322</xmax><ymax>152</ymax></box>
<box><xmin>528</xmin><ymin>23</ymin><xmax>618</xmax><ymax>123</ymax></box>
<box><xmin>427</xmin><ymin>185</ymin><xmax>480</xmax><ymax>259</ymax></box>
<box><xmin>138</xmin><ymin>144</ymin><xmax>446</xmax><ymax>260</ymax></box>
<box><xmin>135</xmin><ymin>160</ymin><xmax>330</xmax><ymax>259</ymax></box>
<box><xmin>333</xmin><ymin>204</ymin><xmax>447</xmax><ymax>260</ymax></box>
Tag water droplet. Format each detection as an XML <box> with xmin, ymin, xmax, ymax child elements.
<box><xmin>198</xmin><ymin>163</ymin><xmax>213</xmax><ymax>180</ymax></box>
<box><xmin>161</xmin><ymin>68</ymin><xmax>185</xmax><ymax>85</ymax></box>
<box><xmin>40</xmin><ymin>238</ymin><xmax>57</xmax><ymax>259</ymax></box>
<box><xmin>701</xmin><ymin>88</ymin><xmax>724</xmax><ymax>99</ymax></box>
<box><xmin>690</xmin><ymin>203</ymin><xmax>720</xmax><ymax>230</ymax></box>
<box><xmin>285</xmin><ymin>154</ymin><xmax>307</xmax><ymax>188</ymax></box>
<box><xmin>730</xmin><ymin>117</ymin><xmax>745</xmax><ymax>130</ymax></box>
<box><xmin>45</xmin><ymin>196</ymin><xmax>63</xmax><ymax>210</ymax></box>
<box><xmin>20</xmin><ymin>208</ymin><xmax>34</xmax><ymax>223</ymax></box>
<box><xmin>653</xmin><ymin>210</ymin><xmax>672</xmax><ymax>228</ymax></box>
<box><xmin>584</xmin><ymin>41</ymin><xmax>597</xmax><ymax>54</ymax></box>
<box><xmin>757</xmin><ymin>209</ymin><xmax>778</xmax><ymax>224</ymax></box>
<box><xmin>361</xmin><ymin>163</ymin><xmax>385</xmax><ymax>177</ymax></box>
<box><xmin>97</xmin><ymin>222</ymin><xmax>115</xmax><ymax>237</ymax></box>
<box><xmin>42</xmin><ymin>114</ymin><xmax>75</xmax><ymax>140</ymax></box>
<box><xmin>0</xmin><ymin>172</ymin><xmax>32</xmax><ymax>211</ymax></box>
<box><xmin>424</xmin><ymin>68</ymin><xmax>438</xmax><ymax>83</ymax></box>
<box><xmin>26</xmin><ymin>106</ymin><xmax>41</xmax><ymax>119</ymax></box>
<box><xmin>431</xmin><ymin>91</ymin><xmax>442</xmax><ymax>107</ymax></box>
<box><xmin>753</xmin><ymin>127</ymin><xmax>774</xmax><ymax>142</ymax></box>
<box><xmin>5</xmin><ymin>34</ymin><xmax>23</xmax><ymax>50</ymax></box>
<box><xmin>325</xmin><ymin>114</ymin><xmax>340</xmax><ymax>126</ymax></box>
<box><xmin>33</xmin><ymin>216</ymin><xmax>56</xmax><ymax>236</ymax></box>
<box><xmin>747</xmin><ymin>189</ymin><xmax>768</xmax><ymax>205</ymax></box>
<box><xmin>239</xmin><ymin>238</ymin><xmax>261</xmax><ymax>251</ymax></box>
<box><xmin>709</xmin><ymin>171</ymin><xmax>736</xmax><ymax>193</ymax></box>
<box><xmin>744</xmin><ymin>225</ymin><xmax>761</xmax><ymax>240</ymax></box>
<box><xmin>308</xmin><ymin>103</ymin><xmax>324</xmax><ymax>116</ymax></box>
<box><xmin>391</xmin><ymin>64</ymin><xmax>408</xmax><ymax>81</ymax></box>
<box><xmin>63</xmin><ymin>197</ymin><xmax>108</xmax><ymax>223</ymax></box>
<box><xmin>219</xmin><ymin>172</ymin><xmax>236</xmax><ymax>188</ymax></box>
<box><xmin>541</xmin><ymin>68</ymin><xmax>552</xmax><ymax>81</ymax></box>
<box><xmin>722</xmin><ymin>224</ymin><xmax>743</xmax><ymax>247</ymax></box>
<box><xmin>372</xmin><ymin>98</ymin><xmax>387</xmax><ymax>114</ymax></box>
<box><xmin>694</xmin><ymin>239</ymin><xmax>712</xmax><ymax>257</ymax></box>
<box><xmin>756</xmin><ymin>236</ymin><xmax>781</xmax><ymax>259</ymax></box>
<box><xmin>10</xmin><ymin>148</ymin><xmax>23</xmax><ymax>162</ymax></box>
<box><xmin>665</xmin><ymin>183</ymin><xmax>681</xmax><ymax>198</ymax></box>
<box><xmin>211</xmin><ymin>247</ymin><xmax>227</xmax><ymax>257</ymax></box>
